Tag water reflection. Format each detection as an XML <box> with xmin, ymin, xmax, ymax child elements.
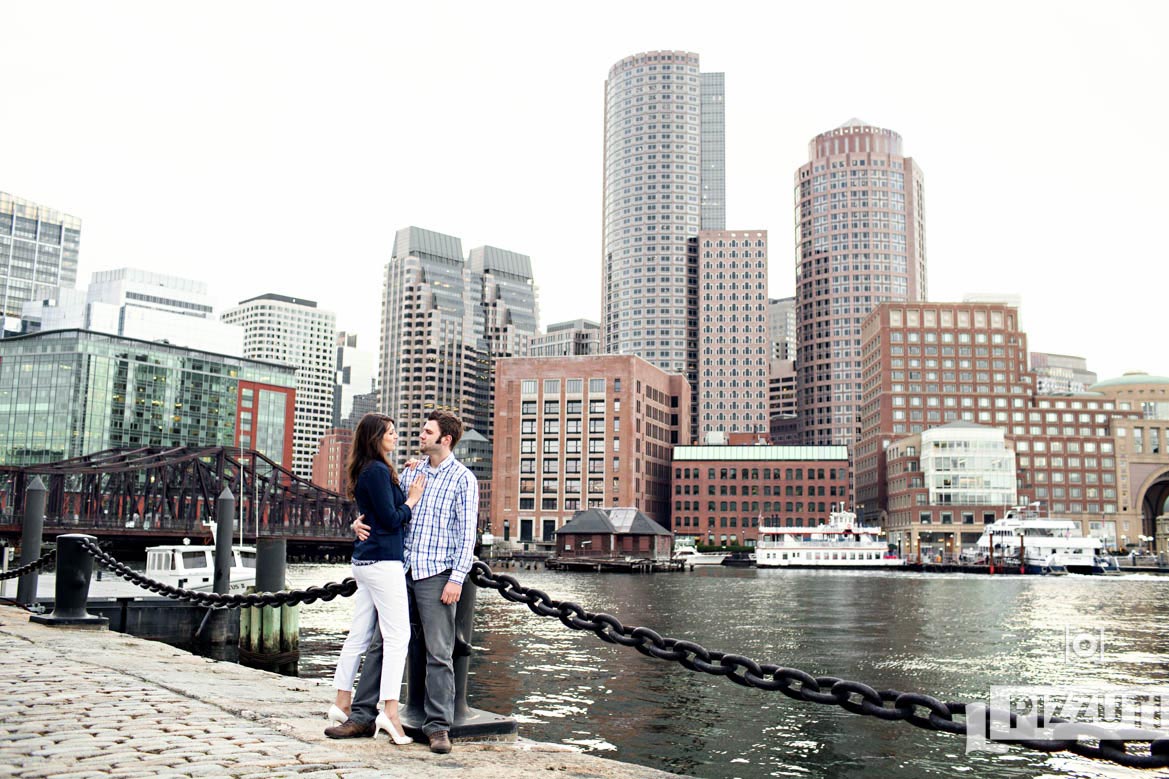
<box><xmin>288</xmin><ymin>564</ymin><xmax>1169</xmax><ymax>779</ymax></box>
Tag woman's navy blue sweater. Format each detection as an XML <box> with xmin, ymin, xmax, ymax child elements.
<box><xmin>351</xmin><ymin>460</ymin><xmax>411</xmax><ymax>562</ymax></box>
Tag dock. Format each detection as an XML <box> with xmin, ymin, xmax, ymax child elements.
<box><xmin>544</xmin><ymin>557</ymin><xmax>686</xmax><ymax>573</ymax></box>
<box><xmin>0</xmin><ymin>603</ymin><xmax>682</xmax><ymax>779</ymax></box>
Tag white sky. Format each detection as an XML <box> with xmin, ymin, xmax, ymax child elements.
<box><xmin>2</xmin><ymin>1</ymin><xmax>1165</xmax><ymax>382</ymax></box>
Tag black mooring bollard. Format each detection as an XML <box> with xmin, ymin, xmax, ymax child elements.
<box><xmin>197</xmin><ymin>487</ymin><xmax>238</xmax><ymax>645</ymax></box>
<box><xmin>30</xmin><ymin>534</ymin><xmax>108</xmax><ymax>628</ymax></box>
<box><xmin>213</xmin><ymin>486</ymin><xmax>235</xmax><ymax>596</ymax></box>
<box><xmin>400</xmin><ymin>571</ymin><xmax>517</xmax><ymax>739</ymax></box>
<box><xmin>16</xmin><ymin>476</ymin><xmax>47</xmax><ymax>606</ymax></box>
<box><xmin>255</xmin><ymin>537</ymin><xmax>286</xmax><ymax>593</ymax></box>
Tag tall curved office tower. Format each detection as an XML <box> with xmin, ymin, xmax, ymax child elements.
<box><xmin>794</xmin><ymin>120</ymin><xmax>927</xmax><ymax>447</ymax></box>
<box><xmin>601</xmin><ymin>51</ymin><xmax>724</xmax><ymax>442</ymax></box>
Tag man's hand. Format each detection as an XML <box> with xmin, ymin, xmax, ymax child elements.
<box><xmin>440</xmin><ymin>581</ymin><xmax>462</xmax><ymax>605</ymax></box>
<box><xmin>352</xmin><ymin>515</ymin><xmax>370</xmax><ymax>542</ymax></box>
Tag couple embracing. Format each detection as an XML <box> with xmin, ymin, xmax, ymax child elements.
<box><xmin>326</xmin><ymin>410</ymin><xmax>478</xmax><ymax>755</ymax></box>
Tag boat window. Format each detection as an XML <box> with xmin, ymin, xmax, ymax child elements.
<box><xmin>241</xmin><ymin>553</ymin><xmax>257</xmax><ymax>569</ymax></box>
<box><xmin>148</xmin><ymin>552</ymin><xmax>173</xmax><ymax>571</ymax></box>
<box><xmin>182</xmin><ymin>551</ymin><xmax>208</xmax><ymax>567</ymax></box>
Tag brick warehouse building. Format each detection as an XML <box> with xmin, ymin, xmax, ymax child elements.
<box><xmin>492</xmin><ymin>355</ymin><xmax>691</xmax><ymax>551</ymax></box>
<box><xmin>856</xmin><ymin>301</ymin><xmax>1145</xmax><ymax>555</ymax></box>
<box><xmin>671</xmin><ymin>445</ymin><xmax>850</xmax><ymax>546</ymax></box>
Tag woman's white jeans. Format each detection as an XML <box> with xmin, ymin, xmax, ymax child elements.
<box><xmin>332</xmin><ymin>560</ymin><xmax>409</xmax><ymax>704</ymax></box>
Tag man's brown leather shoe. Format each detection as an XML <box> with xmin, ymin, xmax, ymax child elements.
<box><xmin>427</xmin><ymin>729</ymin><xmax>452</xmax><ymax>754</ymax></box>
<box><xmin>325</xmin><ymin>718</ymin><xmax>375</xmax><ymax>739</ymax></box>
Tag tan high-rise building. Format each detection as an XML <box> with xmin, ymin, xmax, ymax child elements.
<box><xmin>794</xmin><ymin>121</ymin><xmax>927</xmax><ymax>447</ymax></box>
<box><xmin>601</xmin><ymin>51</ymin><xmax>724</xmax><ymax>443</ymax></box>
<box><xmin>379</xmin><ymin>227</ymin><xmax>538</xmax><ymax>444</ymax></box>
<box><xmin>491</xmin><ymin>355</ymin><xmax>690</xmax><ymax>550</ymax></box>
<box><xmin>696</xmin><ymin>229</ymin><xmax>769</xmax><ymax>441</ymax></box>
<box><xmin>222</xmin><ymin>294</ymin><xmax>336</xmax><ymax>480</ymax></box>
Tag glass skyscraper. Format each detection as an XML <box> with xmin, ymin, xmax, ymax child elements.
<box><xmin>0</xmin><ymin>192</ymin><xmax>81</xmax><ymax>324</ymax></box>
<box><xmin>700</xmin><ymin>72</ymin><xmax>726</xmax><ymax>230</ymax></box>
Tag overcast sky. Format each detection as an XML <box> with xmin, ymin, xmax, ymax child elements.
<box><xmin>2</xmin><ymin>1</ymin><xmax>1164</xmax><ymax>382</ymax></box>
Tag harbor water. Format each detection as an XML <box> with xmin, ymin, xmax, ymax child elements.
<box><xmin>287</xmin><ymin>564</ymin><xmax>1169</xmax><ymax>779</ymax></box>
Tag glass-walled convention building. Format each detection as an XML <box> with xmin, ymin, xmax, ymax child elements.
<box><xmin>0</xmin><ymin>329</ymin><xmax>296</xmax><ymax>466</ymax></box>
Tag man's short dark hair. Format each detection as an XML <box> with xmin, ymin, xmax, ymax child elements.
<box><xmin>428</xmin><ymin>411</ymin><xmax>464</xmax><ymax>449</ymax></box>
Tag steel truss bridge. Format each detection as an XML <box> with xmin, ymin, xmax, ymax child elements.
<box><xmin>0</xmin><ymin>447</ymin><xmax>357</xmax><ymax>549</ymax></box>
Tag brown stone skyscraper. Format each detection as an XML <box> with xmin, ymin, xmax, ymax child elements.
<box><xmin>794</xmin><ymin>120</ymin><xmax>926</xmax><ymax>447</ymax></box>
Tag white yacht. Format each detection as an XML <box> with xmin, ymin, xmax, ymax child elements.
<box><xmin>755</xmin><ymin>508</ymin><xmax>903</xmax><ymax>569</ymax></box>
<box><xmin>672</xmin><ymin>546</ymin><xmax>729</xmax><ymax>567</ymax></box>
<box><xmin>144</xmin><ymin>542</ymin><xmax>257</xmax><ymax>592</ymax></box>
<box><xmin>975</xmin><ymin>507</ymin><xmax>1103</xmax><ymax>574</ymax></box>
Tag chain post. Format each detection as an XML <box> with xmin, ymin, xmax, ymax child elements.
<box><xmin>29</xmin><ymin>534</ymin><xmax>108</xmax><ymax>628</ymax></box>
<box><xmin>16</xmin><ymin>476</ymin><xmax>47</xmax><ymax>605</ymax></box>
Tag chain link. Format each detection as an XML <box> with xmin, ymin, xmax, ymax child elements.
<box><xmin>0</xmin><ymin>549</ymin><xmax>57</xmax><ymax>580</ymax></box>
<box><xmin>79</xmin><ymin>538</ymin><xmax>356</xmax><ymax>608</ymax></box>
<box><xmin>469</xmin><ymin>561</ymin><xmax>1169</xmax><ymax>770</ymax></box>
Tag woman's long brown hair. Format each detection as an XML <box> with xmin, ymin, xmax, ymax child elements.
<box><xmin>345</xmin><ymin>413</ymin><xmax>400</xmax><ymax>499</ymax></box>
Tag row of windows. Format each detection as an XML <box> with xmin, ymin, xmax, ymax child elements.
<box><xmin>677</xmin><ymin>484</ymin><xmax>843</xmax><ymax>497</ymax></box>
<box><xmin>673</xmin><ymin>467</ymin><xmax>845</xmax><ymax>480</ymax></box>
<box><xmin>522</xmin><ymin>399</ymin><xmax>616</xmax><ymax>415</ymax></box>
<box><xmin>675</xmin><ymin>501</ymin><xmax>834</xmax><ymax>513</ymax></box>
<box><xmin>521</xmin><ymin>378</ymin><xmax>612</xmax><ymax>395</ymax></box>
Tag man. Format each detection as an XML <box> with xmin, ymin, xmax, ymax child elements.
<box><xmin>325</xmin><ymin>411</ymin><xmax>478</xmax><ymax>755</ymax></box>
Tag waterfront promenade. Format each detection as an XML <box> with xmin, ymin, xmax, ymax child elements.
<box><xmin>0</xmin><ymin>605</ymin><xmax>682</xmax><ymax>779</ymax></box>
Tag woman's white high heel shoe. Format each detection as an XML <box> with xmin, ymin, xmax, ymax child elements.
<box><xmin>327</xmin><ymin>704</ymin><xmax>348</xmax><ymax>725</ymax></box>
<box><xmin>374</xmin><ymin>712</ymin><xmax>413</xmax><ymax>745</ymax></box>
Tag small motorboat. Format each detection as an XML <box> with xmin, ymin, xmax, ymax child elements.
<box><xmin>144</xmin><ymin>541</ymin><xmax>257</xmax><ymax>592</ymax></box>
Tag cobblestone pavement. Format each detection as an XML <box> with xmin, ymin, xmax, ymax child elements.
<box><xmin>0</xmin><ymin>605</ymin><xmax>683</xmax><ymax>779</ymax></box>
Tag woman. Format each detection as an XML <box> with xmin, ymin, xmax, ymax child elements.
<box><xmin>328</xmin><ymin>413</ymin><xmax>425</xmax><ymax>744</ymax></box>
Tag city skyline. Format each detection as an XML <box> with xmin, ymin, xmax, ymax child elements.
<box><xmin>1</xmin><ymin>2</ymin><xmax>1165</xmax><ymax>383</ymax></box>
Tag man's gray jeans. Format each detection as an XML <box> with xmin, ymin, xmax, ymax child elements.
<box><xmin>349</xmin><ymin>572</ymin><xmax>457</xmax><ymax>735</ymax></box>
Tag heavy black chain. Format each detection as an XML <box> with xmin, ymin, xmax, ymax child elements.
<box><xmin>79</xmin><ymin>538</ymin><xmax>356</xmax><ymax>608</ymax></box>
<box><xmin>469</xmin><ymin>561</ymin><xmax>1169</xmax><ymax>770</ymax></box>
<box><xmin>0</xmin><ymin>549</ymin><xmax>57</xmax><ymax>580</ymax></box>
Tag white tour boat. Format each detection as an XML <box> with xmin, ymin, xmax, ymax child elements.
<box><xmin>672</xmin><ymin>546</ymin><xmax>730</xmax><ymax>566</ymax></box>
<box><xmin>755</xmin><ymin>508</ymin><xmax>903</xmax><ymax>569</ymax></box>
<box><xmin>975</xmin><ymin>507</ymin><xmax>1103</xmax><ymax>575</ymax></box>
<box><xmin>144</xmin><ymin>540</ymin><xmax>257</xmax><ymax>592</ymax></box>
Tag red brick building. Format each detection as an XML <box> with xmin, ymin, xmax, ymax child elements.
<box><xmin>492</xmin><ymin>355</ymin><xmax>691</xmax><ymax>551</ymax></box>
<box><xmin>671</xmin><ymin>445</ymin><xmax>850</xmax><ymax>546</ymax></box>
<box><xmin>311</xmin><ymin>427</ymin><xmax>353</xmax><ymax>495</ymax></box>
<box><xmin>857</xmin><ymin>301</ymin><xmax>1144</xmax><ymax>554</ymax></box>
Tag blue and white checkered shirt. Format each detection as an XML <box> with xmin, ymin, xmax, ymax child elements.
<box><xmin>400</xmin><ymin>452</ymin><xmax>479</xmax><ymax>585</ymax></box>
